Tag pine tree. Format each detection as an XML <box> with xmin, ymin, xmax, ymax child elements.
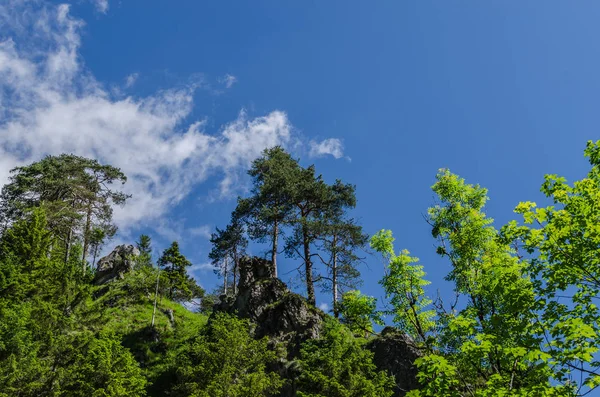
<box><xmin>314</xmin><ymin>181</ymin><xmax>366</xmax><ymax>317</ymax></box>
<box><xmin>283</xmin><ymin>165</ymin><xmax>331</xmax><ymax>306</ymax></box>
<box><xmin>209</xmin><ymin>218</ymin><xmax>247</xmax><ymax>296</ymax></box>
<box><xmin>136</xmin><ymin>234</ymin><xmax>153</xmax><ymax>268</ymax></box>
<box><xmin>0</xmin><ymin>154</ymin><xmax>129</xmax><ymax>269</ymax></box>
<box><xmin>158</xmin><ymin>241</ymin><xmax>202</xmax><ymax>301</ymax></box>
<box><xmin>236</xmin><ymin>147</ymin><xmax>298</xmax><ymax>277</ymax></box>
<box><xmin>297</xmin><ymin>318</ymin><xmax>394</xmax><ymax>397</ymax></box>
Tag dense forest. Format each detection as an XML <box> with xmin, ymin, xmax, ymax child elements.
<box><xmin>1</xmin><ymin>142</ymin><xmax>600</xmax><ymax>396</ymax></box>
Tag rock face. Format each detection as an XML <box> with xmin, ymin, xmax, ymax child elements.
<box><xmin>214</xmin><ymin>257</ymin><xmax>420</xmax><ymax>396</ymax></box>
<box><xmin>366</xmin><ymin>327</ymin><xmax>422</xmax><ymax>396</ymax></box>
<box><xmin>214</xmin><ymin>257</ymin><xmax>324</xmax><ymax>356</ymax></box>
<box><xmin>94</xmin><ymin>245</ymin><xmax>140</xmax><ymax>285</ymax></box>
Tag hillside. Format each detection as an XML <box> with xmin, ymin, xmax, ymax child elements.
<box><xmin>2</xmin><ymin>144</ymin><xmax>600</xmax><ymax>396</ymax></box>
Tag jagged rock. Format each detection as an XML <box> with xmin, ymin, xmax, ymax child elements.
<box><xmin>161</xmin><ymin>308</ymin><xmax>175</xmax><ymax>327</ymax></box>
<box><xmin>214</xmin><ymin>257</ymin><xmax>324</xmax><ymax>357</ymax></box>
<box><xmin>94</xmin><ymin>244</ymin><xmax>140</xmax><ymax>285</ymax></box>
<box><xmin>366</xmin><ymin>327</ymin><xmax>422</xmax><ymax>396</ymax></box>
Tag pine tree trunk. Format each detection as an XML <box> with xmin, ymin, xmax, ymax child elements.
<box><xmin>223</xmin><ymin>257</ymin><xmax>228</xmax><ymax>295</ymax></box>
<box><xmin>272</xmin><ymin>219</ymin><xmax>278</xmax><ymax>278</ymax></box>
<box><xmin>82</xmin><ymin>200</ymin><xmax>93</xmax><ymax>269</ymax></box>
<box><xmin>332</xmin><ymin>235</ymin><xmax>339</xmax><ymax>318</ymax></box>
<box><xmin>64</xmin><ymin>228</ymin><xmax>72</xmax><ymax>265</ymax></box>
<box><xmin>151</xmin><ymin>270</ymin><xmax>160</xmax><ymax>327</ymax></box>
<box><xmin>233</xmin><ymin>250</ymin><xmax>238</xmax><ymax>296</ymax></box>
<box><xmin>303</xmin><ymin>224</ymin><xmax>315</xmax><ymax>306</ymax></box>
<box><xmin>92</xmin><ymin>245</ymin><xmax>98</xmax><ymax>268</ymax></box>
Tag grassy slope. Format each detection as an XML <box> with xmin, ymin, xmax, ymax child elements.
<box><xmin>80</xmin><ymin>273</ymin><xmax>208</xmax><ymax>395</ymax></box>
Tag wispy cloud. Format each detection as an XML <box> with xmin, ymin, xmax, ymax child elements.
<box><xmin>219</xmin><ymin>74</ymin><xmax>237</xmax><ymax>89</ymax></box>
<box><xmin>318</xmin><ymin>302</ymin><xmax>330</xmax><ymax>312</ymax></box>
<box><xmin>93</xmin><ymin>0</ymin><xmax>109</xmax><ymax>13</ymax></box>
<box><xmin>309</xmin><ymin>138</ymin><xmax>345</xmax><ymax>159</ymax></box>
<box><xmin>189</xmin><ymin>225</ymin><xmax>212</xmax><ymax>239</ymax></box>
<box><xmin>189</xmin><ymin>262</ymin><xmax>214</xmax><ymax>274</ymax></box>
<box><xmin>0</xmin><ymin>1</ymin><xmax>296</xmax><ymax>238</ymax></box>
<box><xmin>124</xmin><ymin>72</ymin><xmax>139</xmax><ymax>88</ymax></box>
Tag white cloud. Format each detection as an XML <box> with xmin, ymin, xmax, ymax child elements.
<box><xmin>124</xmin><ymin>72</ymin><xmax>139</xmax><ymax>88</ymax></box>
<box><xmin>93</xmin><ymin>0</ymin><xmax>109</xmax><ymax>13</ymax></box>
<box><xmin>318</xmin><ymin>302</ymin><xmax>330</xmax><ymax>312</ymax></box>
<box><xmin>188</xmin><ymin>262</ymin><xmax>214</xmax><ymax>273</ymax></box>
<box><xmin>0</xmin><ymin>1</ymin><xmax>297</xmax><ymax>238</ymax></box>
<box><xmin>189</xmin><ymin>225</ymin><xmax>212</xmax><ymax>239</ymax></box>
<box><xmin>219</xmin><ymin>74</ymin><xmax>237</xmax><ymax>89</ymax></box>
<box><xmin>309</xmin><ymin>138</ymin><xmax>344</xmax><ymax>159</ymax></box>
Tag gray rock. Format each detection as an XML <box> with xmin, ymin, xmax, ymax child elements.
<box><xmin>94</xmin><ymin>244</ymin><xmax>140</xmax><ymax>285</ymax></box>
<box><xmin>162</xmin><ymin>308</ymin><xmax>175</xmax><ymax>327</ymax></box>
<box><xmin>366</xmin><ymin>327</ymin><xmax>422</xmax><ymax>396</ymax></box>
<box><xmin>215</xmin><ymin>257</ymin><xmax>324</xmax><ymax>357</ymax></box>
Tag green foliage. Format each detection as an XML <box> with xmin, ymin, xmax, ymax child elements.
<box><xmin>499</xmin><ymin>140</ymin><xmax>600</xmax><ymax>394</ymax></box>
<box><xmin>337</xmin><ymin>290</ymin><xmax>382</xmax><ymax>336</ymax></box>
<box><xmin>0</xmin><ymin>154</ymin><xmax>129</xmax><ymax>265</ymax></box>
<box><xmin>283</xmin><ymin>165</ymin><xmax>337</xmax><ymax>306</ymax></box>
<box><xmin>135</xmin><ymin>234</ymin><xmax>153</xmax><ymax>268</ymax></box>
<box><xmin>0</xmin><ymin>208</ymin><xmax>145</xmax><ymax>397</ymax></box>
<box><xmin>8</xmin><ymin>145</ymin><xmax>600</xmax><ymax>397</ymax></box>
<box><xmin>158</xmin><ymin>241</ymin><xmax>203</xmax><ymax>302</ymax></box>
<box><xmin>231</xmin><ymin>146</ymin><xmax>365</xmax><ymax>310</ymax></box>
<box><xmin>315</xmin><ymin>186</ymin><xmax>367</xmax><ymax>318</ymax></box>
<box><xmin>297</xmin><ymin>318</ymin><xmax>395</xmax><ymax>397</ymax></box>
<box><xmin>50</xmin><ymin>332</ymin><xmax>147</xmax><ymax>397</ymax></box>
<box><xmin>236</xmin><ymin>146</ymin><xmax>299</xmax><ymax>275</ymax></box>
<box><xmin>371</xmin><ymin>229</ymin><xmax>435</xmax><ymax>342</ymax></box>
<box><xmin>173</xmin><ymin>312</ymin><xmax>283</xmax><ymax>397</ymax></box>
<box><xmin>81</xmin><ymin>269</ymin><xmax>209</xmax><ymax>397</ymax></box>
<box><xmin>411</xmin><ymin>169</ymin><xmax>562</xmax><ymax>396</ymax></box>
<box><xmin>209</xmin><ymin>218</ymin><xmax>247</xmax><ymax>295</ymax></box>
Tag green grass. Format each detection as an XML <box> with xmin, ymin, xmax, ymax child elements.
<box><xmin>76</xmin><ymin>273</ymin><xmax>209</xmax><ymax>396</ymax></box>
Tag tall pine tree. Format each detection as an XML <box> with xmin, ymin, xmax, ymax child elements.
<box><xmin>236</xmin><ymin>147</ymin><xmax>298</xmax><ymax>277</ymax></box>
<box><xmin>209</xmin><ymin>218</ymin><xmax>247</xmax><ymax>296</ymax></box>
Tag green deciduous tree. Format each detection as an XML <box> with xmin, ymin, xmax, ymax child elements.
<box><xmin>371</xmin><ymin>229</ymin><xmax>435</xmax><ymax>342</ymax></box>
<box><xmin>407</xmin><ymin>169</ymin><xmax>563</xmax><ymax>396</ymax></box>
<box><xmin>499</xmin><ymin>140</ymin><xmax>600</xmax><ymax>395</ymax></box>
<box><xmin>337</xmin><ymin>290</ymin><xmax>383</xmax><ymax>337</ymax></box>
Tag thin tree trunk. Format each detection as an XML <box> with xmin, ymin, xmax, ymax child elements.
<box><xmin>233</xmin><ymin>250</ymin><xmax>238</xmax><ymax>296</ymax></box>
<box><xmin>303</xmin><ymin>224</ymin><xmax>315</xmax><ymax>306</ymax></box>
<box><xmin>223</xmin><ymin>257</ymin><xmax>228</xmax><ymax>295</ymax></box>
<box><xmin>82</xmin><ymin>200</ymin><xmax>93</xmax><ymax>269</ymax></box>
<box><xmin>332</xmin><ymin>235</ymin><xmax>339</xmax><ymax>318</ymax></box>
<box><xmin>92</xmin><ymin>245</ymin><xmax>98</xmax><ymax>268</ymax></box>
<box><xmin>151</xmin><ymin>270</ymin><xmax>160</xmax><ymax>327</ymax></box>
<box><xmin>272</xmin><ymin>219</ymin><xmax>278</xmax><ymax>278</ymax></box>
<box><xmin>64</xmin><ymin>228</ymin><xmax>72</xmax><ymax>265</ymax></box>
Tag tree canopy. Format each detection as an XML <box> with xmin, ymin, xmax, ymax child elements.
<box><xmin>3</xmin><ymin>142</ymin><xmax>600</xmax><ymax>396</ymax></box>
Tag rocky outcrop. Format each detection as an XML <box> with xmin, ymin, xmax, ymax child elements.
<box><xmin>94</xmin><ymin>244</ymin><xmax>140</xmax><ymax>285</ymax></box>
<box><xmin>366</xmin><ymin>327</ymin><xmax>422</xmax><ymax>396</ymax></box>
<box><xmin>214</xmin><ymin>257</ymin><xmax>420</xmax><ymax>396</ymax></box>
<box><xmin>214</xmin><ymin>257</ymin><xmax>324</xmax><ymax>356</ymax></box>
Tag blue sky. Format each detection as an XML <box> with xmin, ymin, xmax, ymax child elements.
<box><xmin>2</xmin><ymin>0</ymin><xmax>599</xmax><ymax>314</ymax></box>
